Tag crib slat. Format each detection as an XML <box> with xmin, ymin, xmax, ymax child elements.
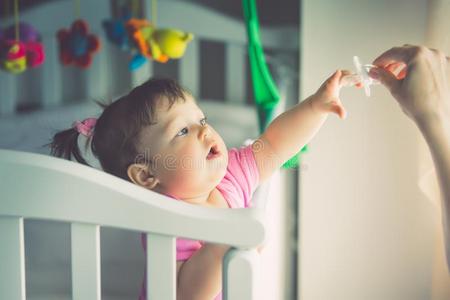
<box><xmin>0</xmin><ymin>72</ymin><xmax>17</xmax><ymax>116</ymax></box>
<box><xmin>85</xmin><ymin>44</ymin><xmax>107</xmax><ymax>102</ymax></box>
<box><xmin>225</xmin><ymin>44</ymin><xmax>246</xmax><ymax>104</ymax></box>
<box><xmin>180</xmin><ymin>39</ymin><xmax>199</xmax><ymax>97</ymax></box>
<box><xmin>0</xmin><ymin>216</ymin><xmax>26</xmax><ymax>300</ymax></box>
<box><xmin>223</xmin><ymin>248</ymin><xmax>260</xmax><ymax>300</ymax></box>
<box><xmin>146</xmin><ymin>234</ymin><xmax>176</xmax><ymax>300</ymax></box>
<box><xmin>71</xmin><ymin>223</ymin><xmax>101</xmax><ymax>300</ymax></box>
<box><xmin>41</xmin><ymin>35</ymin><xmax>62</xmax><ymax>108</ymax></box>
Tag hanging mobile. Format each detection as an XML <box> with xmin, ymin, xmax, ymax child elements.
<box><xmin>0</xmin><ymin>0</ymin><xmax>45</xmax><ymax>74</ymax></box>
<box><xmin>56</xmin><ymin>0</ymin><xmax>101</xmax><ymax>68</ymax></box>
<box><xmin>126</xmin><ymin>0</ymin><xmax>194</xmax><ymax>70</ymax></box>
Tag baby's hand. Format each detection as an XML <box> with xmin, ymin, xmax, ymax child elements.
<box><xmin>310</xmin><ymin>70</ymin><xmax>357</xmax><ymax>119</ymax></box>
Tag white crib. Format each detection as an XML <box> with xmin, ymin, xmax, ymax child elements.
<box><xmin>0</xmin><ymin>148</ymin><xmax>270</xmax><ymax>300</ymax></box>
<box><xmin>0</xmin><ymin>0</ymin><xmax>298</xmax><ymax>299</ymax></box>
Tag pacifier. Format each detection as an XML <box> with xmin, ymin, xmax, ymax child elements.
<box><xmin>342</xmin><ymin>56</ymin><xmax>380</xmax><ymax>97</ymax></box>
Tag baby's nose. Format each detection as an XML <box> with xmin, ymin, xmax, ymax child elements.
<box><xmin>198</xmin><ymin>125</ymin><xmax>211</xmax><ymax>139</ymax></box>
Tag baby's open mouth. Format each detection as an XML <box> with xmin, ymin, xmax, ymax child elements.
<box><xmin>206</xmin><ymin>144</ymin><xmax>221</xmax><ymax>160</ymax></box>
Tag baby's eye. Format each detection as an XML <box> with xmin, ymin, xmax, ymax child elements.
<box><xmin>176</xmin><ymin>127</ymin><xmax>188</xmax><ymax>137</ymax></box>
<box><xmin>200</xmin><ymin>117</ymin><xmax>207</xmax><ymax>126</ymax></box>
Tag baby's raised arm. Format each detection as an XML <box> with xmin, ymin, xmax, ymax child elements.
<box><xmin>252</xmin><ymin>70</ymin><xmax>352</xmax><ymax>183</ymax></box>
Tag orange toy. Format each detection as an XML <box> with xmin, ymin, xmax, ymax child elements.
<box><xmin>126</xmin><ymin>18</ymin><xmax>168</xmax><ymax>63</ymax></box>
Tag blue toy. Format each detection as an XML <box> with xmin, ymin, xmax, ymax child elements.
<box><xmin>102</xmin><ymin>15</ymin><xmax>131</xmax><ymax>51</ymax></box>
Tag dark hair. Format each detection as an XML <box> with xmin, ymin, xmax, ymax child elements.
<box><xmin>48</xmin><ymin>78</ymin><xmax>189</xmax><ymax>181</ymax></box>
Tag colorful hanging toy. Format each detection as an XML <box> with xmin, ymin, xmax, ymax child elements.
<box><xmin>57</xmin><ymin>19</ymin><xmax>101</xmax><ymax>68</ymax></box>
<box><xmin>56</xmin><ymin>0</ymin><xmax>101</xmax><ymax>69</ymax></box>
<box><xmin>102</xmin><ymin>14</ymin><xmax>131</xmax><ymax>51</ymax></box>
<box><xmin>0</xmin><ymin>0</ymin><xmax>45</xmax><ymax>74</ymax></box>
<box><xmin>126</xmin><ymin>18</ymin><xmax>193</xmax><ymax>69</ymax></box>
<box><xmin>102</xmin><ymin>0</ymin><xmax>194</xmax><ymax>71</ymax></box>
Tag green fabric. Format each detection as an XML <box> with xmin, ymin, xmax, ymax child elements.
<box><xmin>242</xmin><ymin>0</ymin><xmax>305</xmax><ymax>169</ymax></box>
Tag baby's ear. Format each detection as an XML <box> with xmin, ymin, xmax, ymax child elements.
<box><xmin>127</xmin><ymin>163</ymin><xmax>159</xmax><ymax>189</ymax></box>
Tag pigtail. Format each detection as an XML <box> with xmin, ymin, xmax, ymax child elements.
<box><xmin>47</xmin><ymin>127</ymin><xmax>92</xmax><ymax>167</ymax></box>
<box><xmin>44</xmin><ymin>98</ymin><xmax>109</xmax><ymax>168</ymax></box>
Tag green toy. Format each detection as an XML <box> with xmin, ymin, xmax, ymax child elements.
<box><xmin>242</xmin><ymin>0</ymin><xmax>306</xmax><ymax>169</ymax></box>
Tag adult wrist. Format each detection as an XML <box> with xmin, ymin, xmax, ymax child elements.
<box><xmin>415</xmin><ymin>110</ymin><xmax>450</xmax><ymax>132</ymax></box>
<box><xmin>415</xmin><ymin>111</ymin><xmax>450</xmax><ymax>143</ymax></box>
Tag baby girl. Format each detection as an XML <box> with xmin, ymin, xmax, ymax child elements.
<box><xmin>50</xmin><ymin>70</ymin><xmax>355</xmax><ymax>300</ymax></box>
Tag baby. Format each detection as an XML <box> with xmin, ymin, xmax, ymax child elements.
<box><xmin>50</xmin><ymin>70</ymin><xmax>355</xmax><ymax>300</ymax></box>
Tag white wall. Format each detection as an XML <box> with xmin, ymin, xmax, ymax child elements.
<box><xmin>299</xmin><ymin>1</ymin><xmax>436</xmax><ymax>299</ymax></box>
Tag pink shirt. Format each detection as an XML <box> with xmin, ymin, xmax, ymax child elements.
<box><xmin>140</xmin><ymin>144</ymin><xmax>260</xmax><ymax>300</ymax></box>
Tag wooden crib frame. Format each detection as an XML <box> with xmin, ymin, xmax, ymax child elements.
<box><xmin>0</xmin><ymin>149</ymin><xmax>269</xmax><ymax>300</ymax></box>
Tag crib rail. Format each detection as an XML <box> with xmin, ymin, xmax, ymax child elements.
<box><xmin>0</xmin><ymin>149</ymin><xmax>266</xmax><ymax>299</ymax></box>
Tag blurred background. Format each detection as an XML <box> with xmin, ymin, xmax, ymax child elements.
<box><xmin>1</xmin><ymin>0</ymin><xmax>449</xmax><ymax>299</ymax></box>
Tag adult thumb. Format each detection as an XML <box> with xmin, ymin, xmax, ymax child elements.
<box><xmin>369</xmin><ymin>67</ymin><xmax>400</xmax><ymax>93</ymax></box>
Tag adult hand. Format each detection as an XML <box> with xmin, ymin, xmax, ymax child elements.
<box><xmin>371</xmin><ymin>44</ymin><xmax>450</xmax><ymax>273</ymax></box>
<box><xmin>369</xmin><ymin>45</ymin><xmax>450</xmax><ymax>124</ymax></box>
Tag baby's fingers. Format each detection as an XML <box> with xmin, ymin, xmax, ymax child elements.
<box><xmin>327</xmin><ymin>70</ymin><xmax>342</xmax><ymax>85</ymax></box>
<box><xmin>318</xmin><ymin>70</ymin><xmax>341</xmax><ymax>93</ymax></box>
<box><xmin>339</xmin><ymin>69</ymin><xmax>362</xmax><ymax>87</ymax></box>
<box><xmin>328</xmin><ymin>69</ymin><xmax>352</xmax><ymax>85</ymax></box>
<box><xmin>329</xmin><ymin>102</ymin><xmax>347</xmax><ymax>119</ymax></box>
<box><xmin>340</xmin><ymin>69</ymin><xmax>353</xmax><ymax>78</ymax></box>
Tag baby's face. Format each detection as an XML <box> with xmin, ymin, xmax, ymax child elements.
<box><xmin>137</xmin><ymin>95</ymin><xmax>228</xmax><ymax>201</ymax></box>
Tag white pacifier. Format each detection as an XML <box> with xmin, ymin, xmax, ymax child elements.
<box><xmin>342</xmin><ymin>56</ymin><xmax>380</xmax><ymax>97</ymax></box>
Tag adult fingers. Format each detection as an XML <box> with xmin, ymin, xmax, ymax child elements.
<box><xmin>386</xmin><ymin>62</ymin><xmax>407</xmax><ymax>79</ymax></box>
<box><xmin>397</xmin><ymin>68</ymin><xmax>407</xmax><ymax>79</ymax></box>
<box><xmin>372</xmin><ymin>45</ymin><xmax>417</xmax><ymax>67</ymax></box>
<box><xmin>369</xmin><ymin>67</ymin><xmax>400</xmax><ymax>93</ymax></box>
<box><xmin>429</xmin><ymin>48</ymin><xmax>450</xmax><ymax>66</ymax></box>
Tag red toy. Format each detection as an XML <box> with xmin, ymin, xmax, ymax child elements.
<box><xmin>0</xmin><ymin>22</ymin><xmax>45</xmax><ymax>74</ymax></box>
<box><xmin>57</xmin><ymin>19</ymin><xmax>101</xmax><ymax>68</ymax></box>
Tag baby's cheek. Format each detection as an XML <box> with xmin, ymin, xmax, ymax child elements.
<box><xmin>178</xmin><ymin>155</ymin><xmax>207</xmax><ymax>182</ymax></box>
<box><xmin>166</xmin><ymin>156</ymin><xmax>203</xmax><ymax>186</ymax></box>
<box><xmin>177</xmin><ymin>143</ymin><xmax>205</xmax><ymax>171</ymax></box>
<box><xmin>165</xmin><ymin>167</ymin><xmax>202</xmax><ymax>198</ymax></box>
